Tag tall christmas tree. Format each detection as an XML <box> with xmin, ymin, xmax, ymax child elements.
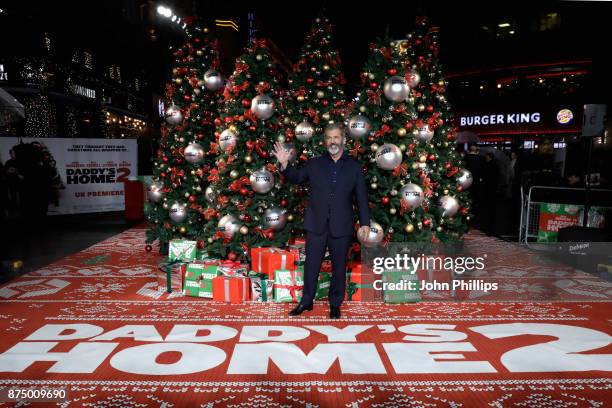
<box><xmin>349</xmin><ymin>17</ymin><xmax>471</xmax><ymax>245</ymax></box>
<box><xmin>200</xmin><ymin>38</ymin><xmax>296</xmax><ymax>260</ymax></box>
<box><xmin>285</xmin><ymin>13</ymin><xmax>348</xmax><ymax>158</ymax></box>
<box><xmin>145</xmin><ymin>25</ymin><xmax>224</xmax><ymax>250</ymax></box>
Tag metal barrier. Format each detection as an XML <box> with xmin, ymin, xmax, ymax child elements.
<box><xmin>519</xmin><ymin>185</ymin><xmax>612</xmax><ymax>247</ymax></box>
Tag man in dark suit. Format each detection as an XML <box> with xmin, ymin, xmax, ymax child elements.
<box><xmin>272</xmin><ymin>123</ymin><xmax>371</xmax><ymax>319</ymax></box>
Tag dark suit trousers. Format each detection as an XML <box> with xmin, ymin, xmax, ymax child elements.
<box><xmin>302</xmin><ymin>222</ymin><xmax>352</xmax><ymax>307</ymax></box>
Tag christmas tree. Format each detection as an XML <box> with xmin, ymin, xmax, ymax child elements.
<box><xmin>145</xmin><ymin>25</ymin><xmax>224</xmax><ymax>250</ymax></box>
<box><xmin>350</xmin><ymin>17</ymin><xmax>471</xmax><ymax>245</ymax></box>
<box><xmin>285</xmin><ymin>13</ymin><xmax>348</xmax><ymax>158</ymax></box>
<box><xmin>283</xmin><ymin>13</ymin><xmax>349</xmax><ymax>230</ymax></box>
<box><xmin>200</xmin><ymin>38</ymin><xmax>296</xmax><ymax>260</ymax></box>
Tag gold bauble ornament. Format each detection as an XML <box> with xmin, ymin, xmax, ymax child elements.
<box><xmin>175</xmin><ymin>78</ymin><xmax>183</xmax><ymax>85</ymax></box>
<box><xmin>397</xmin><ymin>128</ymin><xmax>407</xmax><ymax>137</ymax></box>
<box><xmin>322</xmin><ymin>113</ymin><xmax>330</xmax><ymax>120</ymax></box>
<box><xmin>359</xmin><ymin>106</ymin><xmax>366</xmax><ymax>113</ymax></box>
<box><xmin>417</xmin><ymin>104</ymin><xmax>425</xmax><ymax>112</ymax></box>
<box><xmin>390</xmin><ymin>208</ymin><xmax>397</xmax><ymax>215</ymax></box>
<box><xmin>371</xmin><ymin>143</ymin><xmax>379</xmax><ymax>152</ymax></box>
<box><xmin>322</xmin><ymin>64</ymin><xmax>330</xmax><ymax>71</ymax></box>
<box><xmin>317</xmin><ymin>91</ymin><xmax>325</xmax><ymax>98</ymax></box>
<box><xmin>245</xmin><ymin>155</ymin><xmax>253</xmax><ymax>163</ymax></box>
<box><xmin>412</xmin><ymin>162</ymin><xmax>419</xmax><ymax>169</ymax></box>
<box><xmin>297</xmin><ymin>95</ymin><xmax>305</xmax><ymax>102</ymax></box>
<box><xmin>277</xmin><ymin>135</ymin><xmax>285</xmax><ymax>143</ymax></box>
<box><xmin>196</xmin><ymin>50</ymin><xmax>203</xmax><ymax>56</ymax></box>
<box><xmin>405</xmin><ymin>224</ymin><xmax>415</xmax><ymax>233</ymax></box>
<box><xmin>444</xmin><ymin>189</ymin><xmax>449</xmax><ymax>195</ymax></box>
<box><xmin>438</xmin><ymin>80</ymin><xmax>445</xmax><ymax>86</ymax></box>
<box><xmin>179</xmin><ymin>226</ymin><xmax>187</xmax><ymax>234</ymax></box>
<box><xmin>399</xmin><ymin>144</ymin><xmax>406</xmax><ymax>151</ymax></box>
<box><xmin>371</xmin><ymin>183</ymin><xmax>377</xmax><ymax>189</ymax></box>
<box><xmin>230</xmin><ymin>170</ymin><xmax>239</xmax><ymax>179</ymax></box>
<box><xmin>419</xmin><ymin>155</ymin><xmax>427</xmax><ymax>163</ymax></box>
<box><xmin>287</xmin><ymin>214</ymin><xmax>294</xmax><ymax>221</ymax></box>
<box><xmin>240</xmin><ymin>225</ymin><xmax>249</xmax><ymax>235</ymax></box>
<box><xmin>408</xmin><ymin>96</ymin><xmax>415</xmax><ymax>104</ymax></box>
<box><xmin>207</xmin><ymin>237</ymin><xmax>213</xmax><ymax>243</ymax></box>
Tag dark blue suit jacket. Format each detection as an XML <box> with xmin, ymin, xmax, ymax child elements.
<box><xmin>281</xmin><ymin>151</ymin><xmax>370</xmax><ymax>237</ymax></box>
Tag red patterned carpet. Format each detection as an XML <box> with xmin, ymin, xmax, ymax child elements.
<box><xmin>0</xmin><ymin>227</ymin><xmax>611</xmax><ymax>407</ymax></box>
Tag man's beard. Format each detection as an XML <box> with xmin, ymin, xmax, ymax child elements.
<box><xmin>327</xmin><ymin>143</ymin><xmax>342</xmax><ymax>155</ymax></box>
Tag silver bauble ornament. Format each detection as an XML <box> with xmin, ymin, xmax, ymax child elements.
<box><xmin>440</xmin><ymin>195</ymin><xmax>459</xmax><ymax>217</ymax></box>
<box><xmin>218</xmin><ymin>214</ymin><xmax>241</xmax><ymax>238</ymax></box>
<box><xmin>457</xmin><ymin>168</ymin><xmax>473</xmax><ymax>189</ymax></box>
<box><xmin>416</xmin><ymin>124</ymin><xmax>434</xmax><ymax>142</ymax></box>
<box><xmin>399</xmin><ymin>183</ymin><xmax>424</xmax><ymax>209</ymax></box>
<box><xmin>383</xmin><ymin>76</ymin><xmax>410</xmax><ymax>102</ymax></box>
<box><xmin>183</xmin><ymin>143</ymin><xmax>205</xmax><ymax>164</ymax></box>
<box><xmin>295</xmin><ymin>121</ymin><xmax>315</xmax><ymax>142</ymax></box>
<box><xmin>219</xmin><ymin>129</ymin><xmax>238</xmax><ymax>152</ymax></box>
<box><xmin>250</xmin><ymin>168</ymin><xmax>275</xmax><ymax>194</ymax></box>
<box><xmin>375</xmin><ymin>143</ymin><xmax>402</xmax><ymax>170</ymax></box>
<box><xmin>358</xmin><ymin>221</ymin><xmax>384</xmax><ymax>247</ymax></box>
<box><xmin>164</xmin><ymin>104</ymin><xmax>183</xmax><ymax>125</ymax></box>
<box><xmin>251</xmin><ymin>94</ymin><xmax>275</xmax><ymax>120</ymax></box>
<box><xmin>203</xmin><ymin>69</ymin><xmax>224</xmax><ymax>91</ymax></box>
<box><xmin>347</xmin><ymin>114</ymin><xmax>372</xmax><ymax>139</ymax></box>
<box><xmin>205</xmin><ymin>186</ymin><xmax>215</xmax><ymax>203</ymax></box>
<box><xmin>147</xmin><ymin>182</ymin><xmax>163</xmax><ymax>203</ymax></box>
<box><xmin>169</xmin><ymin>201</ymin><xmax>187</xmax><ymax>223</ymax></box>
<box><xmin>263</xmin><ymin>207</ymin><xmax>287</xmax><ymax>231</ymax></box>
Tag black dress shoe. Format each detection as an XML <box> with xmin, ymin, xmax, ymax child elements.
<box><xmin>289</xmin><ymin>302</ymin><xmax>313</xmax><ymax>316</ymax></box>
<box><xmin>330</xmin><ymin>305</ymin><xmax>341</xmax><ymax>319</ymax></box>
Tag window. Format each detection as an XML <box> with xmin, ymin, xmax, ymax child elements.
<box><xmin>523</xmin><ymin>141</ymin><xmax>535</xmax><ymax>149</ymax></box>
<box><xmin>540</xmin><ymin>12</ymin><xmax>560</xmax><ymax>31</ymax></box>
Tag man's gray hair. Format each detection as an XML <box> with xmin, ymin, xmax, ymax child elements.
<box><xmin>324</xmin><ymin>122</ymin><xmax>346</xmax><ymax>138</ymax></box>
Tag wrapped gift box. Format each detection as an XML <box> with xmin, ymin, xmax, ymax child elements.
<box><xmin>273</xmin><ymin>269</ymin><xmax>304</xmax><ymax>303</ymax></box>
<box><xmin>194</xmin><ymin>249</ymin><xmax>213</xmax><ymax>261</ymax></box>
<box><xmin>345</xmin><ymin>262</ymin><xmax>368</xmax><ymax>301</ymax></box>
<box><xmin>287</xmin><ymin>245</ymin><xmax>306</xmax><ymax>266</ymax></box>
<box><xmin>157</xmin><ymin>261</ymin><xmax>186</xmax><ymax>293</ymax></box>
<box><xmin>183</xmin><ymin>262</ymin><xmax>221</xmax><ymax>298</ymax></box>
<box><xmin>316</xmin><ymin>271</ymin><xmax>331</xmax><ymax>299</ymax></box>
<box><xmin>249</xmin><ymin>272</ymin><xmax>274</xmax><ymax>302</ymax></box>
<box><xmin>321</xmin><ymin>260</ymin><xmax>332</xmax><ymax>273</ymax></box>
<box><xmin>169</xmin><ymin>239</ymin><xmax>197</xmax><ymax>262</ymax></box>
<box><xmin>212</xmin><ymin>275</ymin><xmax>250</xmax><ymax>304</ymax></box>
<box><xmin>218</xmin><ymin>260</ymin><xmax>248</xmax><ymax>277</ymax></box>
<box><xmin>288</xmin><ymin>237</ymin><xmax>306</xmax><ymax>247</ymax></box>
<box><xmin>251</xmin><ymin>247</ymin><xmax>296</xmax><ymax>278</ymax></box>
<box><xmin>382</xmin><ymin>270</ymin><xmax>420</xmax><ymax>303</ymax></box>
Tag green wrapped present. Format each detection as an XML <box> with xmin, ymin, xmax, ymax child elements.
<box><xmin>382</xmin><ymin>270</ymin><xmax>420</xmax><ymax>303</ymax></box>
<box><xmin>169</xmin><ymin>239</ymin><xmax>197</xmax><ymax>262</ymax></box>
<box><xmin>316</xmin><ymin>271</ymin><xmax>331</xmax><ymax>299</ymax></box>
<box><xmin>274</xmin><ymin>269</ymin><xmax>304</xmax><ymax>303</ymax></box>
<box><xmin>249</xmin><ymin>272</ymin><xmax>274</xmax><ymax>302</ymax></box>
<box><xmin>183</xmin><ymin>262</ymin><xmax>221</xmax><ymax>298</ymax></box>
<box><xmin>194</xmin><ymin>249</ymin><xmax>213</xmax><ymax>261</ymax></box>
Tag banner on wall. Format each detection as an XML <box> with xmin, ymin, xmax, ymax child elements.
<box><xmin>0</xmin><ymin>138</ymin><xmax>137</xmax><ymax>215</ymax></box>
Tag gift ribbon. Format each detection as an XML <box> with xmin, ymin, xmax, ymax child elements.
<box><xmin>222</xmin><ymin>276</ymin><xmax>248</xmax><ymax>302</ymax></box>
<box><xmin>276</xmin><ymin>269</ymin><xmax>302</xmax><ymax>302</ymax></box>
<box><xmin>256</xmin><ymin>248</ymin><xmax>288</xmax><ymax>272</ymax></box>
<box><xmin>160</xmin><ymin>260</ymin><xmax>183</xmax><ymax>293</ymax></box>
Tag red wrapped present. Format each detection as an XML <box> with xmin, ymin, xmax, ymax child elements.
<box><xmin>288</xmin><ymin>237</ymin><xmax>306</xmax><ymax>247</ymax></box>
<box><xmin>251</xmin><ymin>247</ymin><xmax>296</xmax><ymax>278</ymax></box>
<box><xmin>157</xmin><ymin>261</ymin><xmax>186</xmax><ymax>293</ymax></box>
<box><xmin>212</xmin><ymin>275</ymin><xmax>250</xmax><ymax>303</ymax></box>
<box><xmin>344</xmin><ymin>262</ymin><xmax>369</xmax><ymax>301</ymax></box>
<box><xmin>321</xmin><ymin>260</ymin><xmax>333</xmax><ymax>273</ymax></box>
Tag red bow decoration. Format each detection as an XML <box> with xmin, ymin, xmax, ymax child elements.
<box><xmin>243</xmin><ymin>109</ymin><xmax>257</xmax><ymax>124</ymax></box>
<box><xmin>367</xmin><ymin>89</ymin><xmax>382</xmax><ymax>105</ymax></box>
<box><xmin>255</xmin><ymin>82</ymin><xmax>271</xmax><ymax>94</ymax></box>
<box><xmin>204</xmin><ymin>208</ymin><xmax>217</xmax><ymax>221</ymax></box>
<box><xmin>217</xmin><ymin>195</ymin><xmax>229</xmax><ymax>207</ymax></box>
<box><xmin>252</xmin><ymin>38</ymin><xmax>267</xmax><ymax>49</ymax></box>
<box><xmin>349</xmin><ymin>141</ymin><xmax>364</xmax><ymax>157</ymax></box>
<box><xmin>207</xmin><ymin>168</ymin><xmax>219</xmax><ymax>183</ymax></box>
<box><xmin>447</xmin><ymin>167</ymin><xmax>459</xmax><ymax>177</ymax></box>
<box><xmin>374</xmin><ymin>124</ymin><xmax>392</xmax><ymax>138</ymax></box>
<box><xmin>391</xmin><ymin>162</ymin><xmax>408</xmax><ymax>177</ymax></box>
